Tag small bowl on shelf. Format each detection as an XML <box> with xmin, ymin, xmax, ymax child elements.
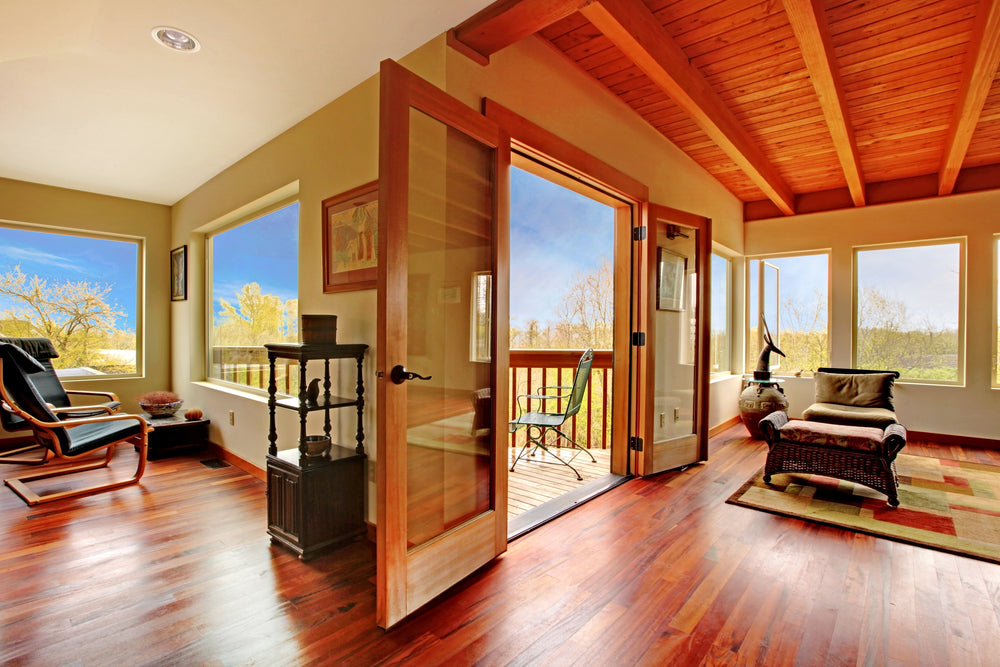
<box><xmin>140</xmin><ymin>400</ymin><xmax>183</xmax><ymax>418</ymax></box>
<box><xmin>302</xmin><ymin>435</ymin><xmax>331</xmax><ymax>457</ymax></box>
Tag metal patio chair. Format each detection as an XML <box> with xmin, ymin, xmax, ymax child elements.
<box><xmin>509</xmin><ymin>348</ymin><xmax>597</xmax><ymax>480</ymax></box>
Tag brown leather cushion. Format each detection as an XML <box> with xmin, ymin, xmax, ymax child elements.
<box><xmin>813</xmin><ymin>371</ymin><xmax>895</xmax><ymax>410</ymax></box>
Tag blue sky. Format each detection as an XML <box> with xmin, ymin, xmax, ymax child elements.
<box><xmin>857</xmin><ymin>243</ymin><xmax>960</xmax><ymax>329</ymax></box>
<box><xmin>749</xmin><ymin>243</ymin><xmax>961</xmax><ymax>332</ymax></box>
<box><xmin>211</xmin><ymin>203</ymin><xmax>300</xmax><ymax>318</ymax></box>
<box><xmin>0</xmin><ymin>227</ymin><xmax>138</xmax><ymax>330</ymax></box>
<box><xmin>510</xmin><ymin>167</ymin><xmax>613</xmax><ymax>326</ymax></box>
<box><xmin>748</xmin><ymin>254</ymin><xmax>829</xmax><ymax>333</ymax></box>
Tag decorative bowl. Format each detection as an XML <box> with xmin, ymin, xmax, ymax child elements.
<box><xmin>140</xmin><ymin>400</ymin><xmax>183</xmax><ymax>418</ymax></box>
<box><xmin>302</xmin><ymin>435</ymin><xmax>331</xmax><ymax>457</ymax></box>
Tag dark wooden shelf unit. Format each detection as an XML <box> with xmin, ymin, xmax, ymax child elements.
<box><xmin>266</xmin><ymin>446</ymin><xmax>365</xmax><ymax>561</ymax></box>
<box><xmin>264</xmin><ymin>341</ymin><xmax>368</xmax><ymax>560</ymax></box>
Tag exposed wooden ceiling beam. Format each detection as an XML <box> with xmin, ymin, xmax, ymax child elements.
<box><xmin>782</xmin><ymin>0</ymin><xmax>866</xmax><ymax>207</ymax></box>
<box><xmin>580</xmin><ymin>0</ymin><xmax>796</xmax><ymax>215</ymax></box>
<box><xmin>449</xmin><ymin>0</ymin><xmax>592</xmax><ymax>65</ymax></box>
<box><xmin>939</xmin><ymin>0</ymin><xmax>1000</xmax><ymax>195</ymax></box>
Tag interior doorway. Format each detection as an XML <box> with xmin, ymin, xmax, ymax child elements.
<box><xmin>506</xmin><ymin>155</ymin><xmax>629</xmax><ymax>538</ymax></box>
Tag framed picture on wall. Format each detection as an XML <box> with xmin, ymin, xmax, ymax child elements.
<box><xmin>657</xmin><ymin>247</ymin><xmax>685</xmax><ymax>311</ymax></box>
<box><xmin>322</xmin><ymin>180</ymin><xmax>378</xmax><ymax>293</ymax></box>
<box><xmin>170</xmin><ymin>245</ymin><xmax>187</xmax><ymax>301</ymax></box>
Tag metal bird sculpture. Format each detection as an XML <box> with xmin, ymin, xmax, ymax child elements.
<box><xmin>754</xmin><ymin>315</ymin><xmax>785</xmax><ymax>381</ymax></box>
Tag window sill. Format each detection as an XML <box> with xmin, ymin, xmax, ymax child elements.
<box><xmin>194</xmin><ymin>380</ymin><xmax>270</xmax><ymax>403</ymax></box>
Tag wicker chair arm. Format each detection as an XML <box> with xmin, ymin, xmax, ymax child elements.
<box><xmin>882</xmin><ymin>422</ymin><xmax>907</xmax><ymax>459</ymax></box>
<box><xmin>758</xmin><ymin>411</ymin><xmax>789</xmax><ymax>445</ymax></box>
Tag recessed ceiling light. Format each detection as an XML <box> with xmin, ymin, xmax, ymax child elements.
<box><xmin>152</xmin><ymin>26</ymin><xmax>200</xmax><ymax>53</ymax></box>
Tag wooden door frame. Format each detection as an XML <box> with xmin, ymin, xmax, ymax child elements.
<box><xmin>633</xmin><ymin>203</ymin><xmax>711</xmax><ymax>476</ymax></box>
<box><xmin>376</xmin><ymin>59</ymin><xmax>510</xmax><ymax>629</ymax></box>
<box><xmin>483</xmin><ymin>99</ymin><xmax>648</xmax><ymax>476</ymax></box>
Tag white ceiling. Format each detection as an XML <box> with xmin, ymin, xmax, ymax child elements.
<box><xmin>0</xmin><ymin>0</ymin><xmax>495</xmax><ymax>205</ymax></box>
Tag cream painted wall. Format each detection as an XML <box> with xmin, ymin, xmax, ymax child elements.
<box><xmin>0</xmin><ymin>177</ymin><xmax>172</xmax><ymax>412</ymax></box>
<box><xmin>745</xmin><ymin>189</ymin><xmax>1000</xmax><ymax>438</ymax></box>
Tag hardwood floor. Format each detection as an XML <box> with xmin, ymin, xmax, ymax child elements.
<box><xmin>2</xmin><ymin>427</ymin><xmax>1000</xmax><ymax>665</ymax></box>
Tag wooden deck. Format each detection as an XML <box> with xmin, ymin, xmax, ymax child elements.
<box><xmin>507</xmin><ymin>445</ymin><xmax>612</xmax><ymax>519</ymax></box>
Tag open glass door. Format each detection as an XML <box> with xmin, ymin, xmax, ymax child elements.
<box><xmin>376</xmin><ymin>60</ymin><xmax>510</xmax><ymax>629</ymax></box>
<box><xmin>633</xmin><ymin>203</ymin><xmax>710</xmax><ymax>476</ymax></box>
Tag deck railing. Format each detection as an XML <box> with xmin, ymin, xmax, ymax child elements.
<box><xmin>509</xmin><ymin>349</ymin><xmax>613</xmax><ymax>450</ymax></box>
<box><xmin>211</xmin><ymin>346</ymin><xmax>615</xmax><ymax>451</ymax></box>
<box><xmin>211</xmin><ymin>346</ymin><xmax>299</xmax><ymax>394</ymax></box>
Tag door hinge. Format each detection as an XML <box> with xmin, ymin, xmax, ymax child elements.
<box><xmin>632</xmin><ymin>226</ymin><xmax>647</xmax><ymax>241</ymax></box>
<box><xmin>629</xmin><ymin>436</ymin><xmax>644</xmax><ymax>452</ymax></box>
<box><xmin>631</xmin><ymin>331</ymin><xmax>646</xmax><ymax>347</ymax></box>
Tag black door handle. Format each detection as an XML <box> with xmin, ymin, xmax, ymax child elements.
<box><xmin>390</xmin><ymin>365</ymin><xmax>433</xmax><ymax>385</ymax></box>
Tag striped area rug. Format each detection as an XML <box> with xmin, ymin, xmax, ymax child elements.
<box><xmin>727</xmin><ymin>453</ymin><xmax>1000</xmax><ymax>564</ymax></box>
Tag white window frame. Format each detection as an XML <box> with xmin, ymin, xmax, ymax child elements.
<box><xmin>204</xmin><ymin>191</ymin><xmax>299</xmax><ymax>393</ymax></box>
<box><xmin>0</xmin><ymin>221</ymin><xmax>144</xmax><ymax>379</ymax></box>
<box><xmin>853</xmin><ymin>238</ymin><xmax>966</xmax><ymax>385</ymax></box>
<box><xmin>745</xmin><ymin>251</ymin><xmax>831</xmax><ymax>377</ymax></box>
<box><xmin>710</xmin><ymin>252</ymin><xmax>732</xmax><ymax>375</ymax></box>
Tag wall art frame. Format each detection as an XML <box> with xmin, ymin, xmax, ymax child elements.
<box><xmin>657</xmin><ymin>247</ymin><xmax>685</xmax><ymax>311</ymax></box>
<box><xmin>322</xmin><ymin>180</ymin><xmax>378</xmax><ymax>293</ymax></box>
<box><xmin>170</xmin><ymin>245</ymin><xmax>187</xmax><ymax>301</ymax></box>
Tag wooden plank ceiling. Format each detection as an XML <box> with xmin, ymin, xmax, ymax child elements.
<box><xmin>450</xmin><ymin>0</ymin><xmax>1000</xmax><ymax>220</ymax></box>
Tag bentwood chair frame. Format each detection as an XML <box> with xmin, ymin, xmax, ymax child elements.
<box><xmin>0</xmin><ymin>336</ymin><xmax>121</xmax><ymax>465</ymax></box>
<box><xmin>508</xmin><ymin>348</ymin><xmax>597</xmax><ymax>480</ymax></box>
<box><xmin>0</xmin><ymin>344</ymin><xmax>151</xmax><ymax>505</ymax></box>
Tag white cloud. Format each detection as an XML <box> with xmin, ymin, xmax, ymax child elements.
<box><xmin>0</xmin><ymin>246</ymin><xmax>85</xmax><ymax>272</ymax></box>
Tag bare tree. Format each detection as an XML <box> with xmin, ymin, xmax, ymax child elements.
<box><xmin>0</xmin><ymin>264</ymin><xmax>127</xmax><ymax>370</ymax></box>
<box><xmin>550</xmin><ymin>258</ymin><xmax>614</xmax><ymax>349</ymax></box>
<box><xmin>214</xmin><ymin>282</ymin><xmax>298</xmax><ymax>346</ymax></box>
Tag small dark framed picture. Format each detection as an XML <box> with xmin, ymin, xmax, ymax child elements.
<box><xmin>170</xmin><ymin>245</ymin><xmax>187</xmax><ymax>301</ymax></box>
<box><xmin>657</xmin><ymin>247</ymin><xmax>685</xmax><ymax>311</ymax></box>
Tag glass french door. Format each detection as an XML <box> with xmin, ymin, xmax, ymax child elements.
<box><xmin>632</xmin><ymin>203</ymin><xmax>710</xmax><ymax>475</ymax></box>
<box><xmin>376</xmin><ymin>60</ymin><xmax>510</xmax><ymax>629</ymax></box>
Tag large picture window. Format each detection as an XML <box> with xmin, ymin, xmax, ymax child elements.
<box><xmin>710</xmin><ymin>253</ymin><xmax>731</xmax><ymax>374</ymax></box>
<box><xmin>747</xmin><ymin>253</ymin><xmax>829</xmax><ymax>376</ymax></box>
<box><xmin>0</xmin><ymin>224</ymin><xmax>140</xmax><ymax>376</ymax></box>
<box><xmin>208</xmin><ymin>201</ymin><xmax>299</xmax><ymax>391</ymax></box>
<box><xmin>855</xmin><ymin>240</ymin><xmax>963</xmax><ymax>383</ymax></box>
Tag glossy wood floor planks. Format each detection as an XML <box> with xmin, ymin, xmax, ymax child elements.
<box><xmin>2</xmin><ymin>430</ymin><xmax>999</xmax><ymax>664</ymax></box>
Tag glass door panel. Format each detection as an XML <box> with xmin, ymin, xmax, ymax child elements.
<box><xmin>636</xmin><ymin>204</ymin><xmax>709</xmax><ymax>476</ymax></box>
<box><xmin>376</xmin><ymin>59</ymin><xmax>509</xmax><ymax>630</ymax></box>
<box><xmin>651</xmin><ymin>225</ymin><xmax>699</xmax><ymax>470</ymax></box>
<box><xmin>405</xmin><ymin>108</ymin><xmax>494</xmax><ymax>548</ymax></box>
